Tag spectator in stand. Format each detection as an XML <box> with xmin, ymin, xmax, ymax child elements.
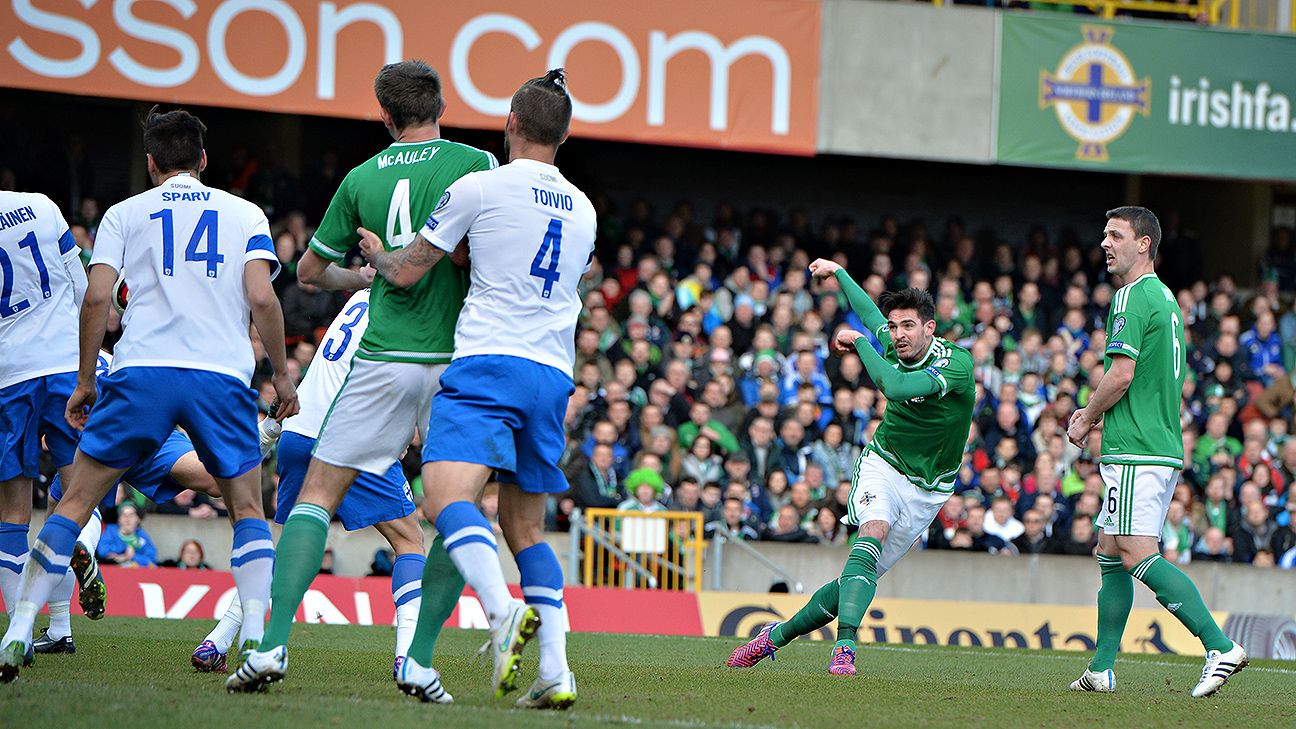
<box><xmin>810</xmin><ymin>421</ymin><xmax>859</xmax><ymax>487</ymax></box>
<box><xmin>983</xmin><ymin>496</ymin><xmax>1024</xmax><ymax>543</ymax></box>
<box><xmin>670</xmin><ymin>478</ymin><xmax>703</xmax><ymax>513</ymax></box>
<box><xmin>764</xmin><ymin>504</ymin><xmax>819</xmax><ymax>543</ymax></box>
<box><xmin>705</xmin><ymin>497</ymin><xmax>760</xmax><ymax>541</ymax></box>
<box><xmin>1233</xmin><ymin>502</ymin><xmax>1277</xmax><ymax>564</ymax></box>
<box><xmin>161</xmin><ymin>539</ymin><xmax>212</xmax><ymax>569</ymax></box>
<box><xmin>809</xmin><ymin>506</ymin><xmax>848</xmax><ymax>546</ymax></box>
<box><xmin>1012</xmin><ymin>510</ymin><xmax>1052</xmax><ymax>555</ymax></box>
<box><xmin>677</xmin><ymin>401</ymin><xmax>740</xmax><ymax>454</ymax></box>
<box><xmin>680</xmin><ymin>435</ymin><xmax>725</xmax><ymax>485</ymax></box>
<box><xmin>1162</xmin><ymin>500</ymin><xmax>1195</xmax><ymax>564</ymax></box>
<box><xmin>618</xmin><ymin>470</ymin><xmax>667</xmax><ymax>513</ymax></box>
<box><xmin>1240</xmin><ymin>309</ymin><xmax>1284</xmax><ymax>386</ymax></box>
<box><xmin>571</xmin><ymin>443</ymin><xmax>624</xmax><ymax>510</ymax></box>
<box><xmin>1194</xmin><ymin>527</ymin><xmax>1233</xmax><ymax>563</ymax></box>
<box><xmin>97</xmin><ymin>504</ymin><xmax>157</xmax><ymax>568</ymax></box>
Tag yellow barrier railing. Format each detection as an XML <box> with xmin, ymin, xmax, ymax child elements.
<box><xmin>930</xmin><ymin>0</ymin><xmax>1295</xmax><ymax>32</ymax></box>
<box><xmin>581</xmin><ymin>508</ymin><xmax>705</xmax><ymax>592</ymax></box>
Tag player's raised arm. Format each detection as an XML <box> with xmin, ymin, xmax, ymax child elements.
<box><xmin>809</xmin><ymin>259</ymin><xmax>889</xmax><ymax>342</ymax></box>
<box><xmin>839</xmin><ymin>328</ymin><xmax>941</xmax><ymax>401</ymax></box>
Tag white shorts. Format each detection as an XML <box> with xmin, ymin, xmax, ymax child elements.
<box><xmin>1097</xmin><ymin>463</ymin><xmax>1178</xmax><ymax>537</ymax></box>
<box><xmin>312</xmin><ymin>358</ymin><xmax>446</xmax><ymax>475</ymax></box>
<box><xmin>846</xmin><ymin>450</ymin><xmax>952</xmax><ymax>578</ymax></box>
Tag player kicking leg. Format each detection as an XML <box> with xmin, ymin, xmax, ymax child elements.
<box><xmin>1067</xmin><ymin>207</ymin><xmax>1244</xmax><ymax>698</ymax></box>
<box><xmin>729</xmin><ymin>274</ymin><xmax>975</xmax><ymax>676</ymax></box>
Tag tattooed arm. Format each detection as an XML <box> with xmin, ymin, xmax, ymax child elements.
<box><xmin>357</xmin><ymin>227</ymin><xmax>446</xmax><ymax>288</ymax></box>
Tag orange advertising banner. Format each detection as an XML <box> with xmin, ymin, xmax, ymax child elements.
<box><xmin>0</xmin><ymin>0</ymin><xmax>820</xmax><ymax>155</ymax></box>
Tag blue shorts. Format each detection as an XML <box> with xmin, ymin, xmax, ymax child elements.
<box><xmin>0</xmin><ymin>372</ymin><xmax>80</xmax><ymax>480</ymax></box>
<box><xmin>276</xmin><ymin>430</ymin><xmax>414</xmax><ymax>531</ymax></box>
<box><xmin>423</xmin><ymin>355</ymin><xmax>573</xmax><ymax>493</ymax></box>
<box><xmin>50</xmin><ymin>430</ymin><xmax>194</xmax><ymax>510</ymax></box>
<box><xmin>79</xmin><ymin>367</ymin><xmax>260</xmax><ymax>480</ymax></box>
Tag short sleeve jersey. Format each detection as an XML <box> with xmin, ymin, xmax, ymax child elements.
<box><xmin>419</xmin><ymin>159</ymin><xmax>597</xmax><ymax>374</ymax></box>
<box><xmin>89</xmin><ymin>174</ymin><xmax>278</xmax><ymax>384</ymax></box>
<box><xmin>283</xmin><ymin>289</ymin><xmax>370</xmax><ymax>440</ymax></box>
<box><xmin>1100</xmin><ymin>273</ymin><xmax>1185</xmax><ymax>468</ymax></box>
<box><xmin>867</xmin><ymin>337</ymin><xmax>975</xmax><ymax>492</ymax></box>
<box><xmin>309</xmin><ymin>140</ymin><xmax>497</xmax><ymax>364</ymax></box>
<box><xmin>0</xmin><ymin>191</ymin><xmax>80</xmax><ymax>389</ymax></box>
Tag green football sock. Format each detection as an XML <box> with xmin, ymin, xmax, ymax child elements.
<box><xmin>260</xmin><ymin>503</ymin><xmax>331</xmax><ymax>650</ymax></box>
<box><xmin>407</xmin><ymin>534</ymin><xmax>466</xmax><ymax>665</ymax></box>
<box><xmin>1089</xmin><ymin>554</ymin><xmax>1132</xmax><ymax>672</ymax></box>
<box><xmin>1130</xmin><ymin>553</ymin><xmax>1232</xmax><ymax>653</ymax></box>
<box><xmin>834</xmin><ymin>536</ymin><xmax>882</xmax><ymax>649</ymax></box>
<box><xmin>770</xmin><ymin>578</ymin><xmax>840</xmax><ymax>648</ymax></box>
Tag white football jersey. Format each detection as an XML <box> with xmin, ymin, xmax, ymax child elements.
<box><xmin>90</xmin><ymin>174</ymin><xmax>278</xmax><ymax>383</ymax></box>
<box><xmin>0</xmin><ymin>191</ymin><xmax>80</xmax><ymax>390</ymax></box>
<box><xmin>283</xmin><ymin>289</ymin><xmax>370</xmax><ymax>439</ymax></box>
<box><xmin>420</xmin><ymin>159</ymin><xmax>595</xmax><ymax>374</ymax></box>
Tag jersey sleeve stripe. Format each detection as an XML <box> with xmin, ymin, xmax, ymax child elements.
<box><xmin>58</xmin><ymin>229</ymin><xmax>76</xmax><ymax>255</ymax></box>
<box><xmin>246</xmin><ymin>234</ymin><xmax>274</xmax><ymax>255</ymax></box>
<box><xmin>308</xmin><ymin>237</ymin><xmax>346</xmax><ymax>263</ymax></box>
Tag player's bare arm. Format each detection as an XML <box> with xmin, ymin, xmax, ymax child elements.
<box><xmin>296</xmin><ymin>248</ymin><xmax>375</xmax><ymax>290</ymax></box>
<box><xmin>245</xmin><ymin>259</ymin><xmax>299</xmax><ymax>421</ymax></box>
<box><xmin>357</xmin><ymin>227</ymin><xmax>445</xmax><ymax>288</ymax></box>
<box><xmin>66</xmin><ymin>263</ymin><xmax>118</xmax><ymax>429</ymax></box>
<box><xmin>1067</xmin><ymin>354</ymin><xmax>1134</xmax><ymax>447</ymax></box>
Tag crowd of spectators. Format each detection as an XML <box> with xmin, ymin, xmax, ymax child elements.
<box><xmin>23</xmin><ymin>166</ymin><xmax>1296</xmax><ymax>573</ymax></box>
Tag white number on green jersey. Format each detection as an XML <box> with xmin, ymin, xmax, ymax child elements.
<box><xmin>385</xmin><ymin>178</ymin><xmax>415</xmax><ymax>248</ymax></box>
<box><xmin>1170</xmin><ymin>312</ymin><xmax>1181</xmax><ymax>380</ymax></box>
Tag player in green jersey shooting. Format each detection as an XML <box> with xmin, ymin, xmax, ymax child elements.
<box><xmin>726</xmin><ymin>259</ymin><xmax>975</xmax><ymax>676</ymax></box>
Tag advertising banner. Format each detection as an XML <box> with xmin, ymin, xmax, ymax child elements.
<box><xmin>63</xmin><ymin>566</ymin><xmax>704</xmax><ymax>636</ymax></box>
<box><xmin>998</xmin><ymin>14</ymin><xmax>1296</xmax><ymax>180</ymax></box>
<box><xmin>0</xmin><ymin>0</ymin><xmax>820</xmax><ymax>154</ymax></box>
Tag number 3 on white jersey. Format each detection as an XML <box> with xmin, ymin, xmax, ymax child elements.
<box><xmin>386</xmin><ymin>178</ymin><xmax>415</xmax><ymax>248</ymax></box>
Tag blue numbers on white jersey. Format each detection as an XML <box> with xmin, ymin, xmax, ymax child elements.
<box><xmin>529</xmin><ymin>218</ymin><xmax>563</xmax><ymax>299</ymax></box>
<box><xmin>321</xmin><ymin>301</ymin><xmax>368</xmax><ymax>361</ymax></box>
<box><xmin>150</xmin><ymin>209</ymin><xmax>224</xmax><ymax>278</ymax></box>
<box><xmin>0</xmin><ymin>231</ymin><xmax>52</xmax><ymax>318</ymax></box>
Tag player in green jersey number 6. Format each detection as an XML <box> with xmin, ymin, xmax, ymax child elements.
<box><xmin>1066</xmin><ymin>207</ymin><xmax>1246</xmax><ymax>698</ymax></box>
<box><xmin>228</xmin><ymin>61</ymin><xmax>497</xmax><ymax>697</ymax></box>
<box><xmin>727</xmin><ymin>259</ymin><xmax>974</xmax><ymax>676</ymax></box>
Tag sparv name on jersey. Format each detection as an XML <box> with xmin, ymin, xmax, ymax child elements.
<box><xmin>160</xmin><ymin>191</ymin><xmax>212</xmax><ymax>202</ymax></box>
<box><xmin>376</xmin><ymin>146</ymin><xmax>438</xmax><ymax>170</ymax></box>
<box><xmin>0</xmin><ymin>205</ymin><xmax>37</xmax><ymax>231</ymax></box>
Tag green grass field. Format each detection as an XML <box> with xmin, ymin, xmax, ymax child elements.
<box><xmin>2</xmin><ymin>617</ymin><xmax>1293</xmax><ymax>728</ymax></box>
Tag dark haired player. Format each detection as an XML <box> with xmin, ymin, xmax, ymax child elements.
<box><xmin>1</xmin><ymin>108</ymin><xmax>298</xmax><ymax>681</ymax></box>
<box><xmin>727</xmin><ymin>259</ymin><xmax>974</xmax><ymax>677</ymax></box>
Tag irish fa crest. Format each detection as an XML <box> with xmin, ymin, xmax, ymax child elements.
<box><xmin>1040</xmin><ymin>26</ymin><xmax>1150</xmax><ymax>161</ymax></box>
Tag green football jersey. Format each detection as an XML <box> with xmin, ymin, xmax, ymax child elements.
<box><xmin>868</xmin><ymin>337</ymin><xmax>976</xmax><ymax>492</ymax></box>
<box><xmin>309</xmin><ymin>139</ymin><xmax>497</xmax><ymax>363</ymax></box>
<box><xmin>1099</xmin><ymin>273</ymin><xmax>1186</xmax><ymax>468</ymax></box>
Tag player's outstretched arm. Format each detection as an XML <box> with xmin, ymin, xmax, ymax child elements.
<box><xmin>809</xmin><ymin>259</ymin><xmax>888</xmax><ymax>340</ymax></box>
<box><xmin>296</xmin><ymin>248</ymin><xmax>375</xmax><ymax>291</ymax></box>
<box><xmin>1067</xmin><ymin>355</ymin><xmax>1134</xmax><ymax>446</ymax></box>
<box><xmin>357</xmin><ymin>228</ymin><xmax>445</xmax><ymax>288</ymax></box>
<box><xmin>245</xmin><ymin>260</ymin><xmax>299</xmax><ymax>421</ymax></box>
<box><xmin>838</xmin><ymin>329</ymin><xmax>941</xmax><ymax>401</ymax></box>
<box><xmin>66</xmin><ymin>265</ymin><xmax>117</xmax><ymax>429</ymax></box>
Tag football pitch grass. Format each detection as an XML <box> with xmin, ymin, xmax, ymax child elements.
<box><xmin>3</xmin><ymin>617</ymin><xmax>1294</xmax><ymax>728</ymax></box>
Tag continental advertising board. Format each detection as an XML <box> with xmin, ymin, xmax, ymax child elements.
<box><xmin>998</xmin><ymin>14</ymin><xmax>1296</xmax><ymax>180</ymax></box>
<box><xmin>0</xmin><ymin>0</ymin><xmax>820</xmax><ymax>154</ymax></box>
<box><xmin>36</xmin><ymin>568</ymin><xmax>1296</xmax><ymax>661</ymax></box>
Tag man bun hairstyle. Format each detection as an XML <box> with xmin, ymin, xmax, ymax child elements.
<box><xmin>510</xmin><ymin>68</ymin><xmax>573</xmax><ymax>146</ymax></box>
<box><xmin>374</xmin><ymin>60</ymin><xmax>445</xmax><ymax>132</ymax></box>
<box><xmin>1106</xmin><ymin>205</ymin><xmax>1162</xmax><ymax>259</ymax></box>
<box><xmin>143</xmin><ymin>107</ymin><xmax>206</xmax><ymax>173</ymax></box>
<box><xmin>879</xmin><ymin>287</ymin><xmax>936</xmax><ymax>323</ymax></box>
